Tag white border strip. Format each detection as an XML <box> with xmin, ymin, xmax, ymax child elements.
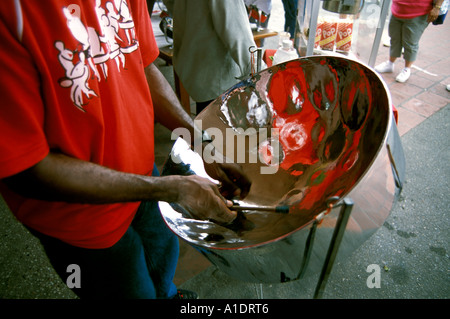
<box><xmin>14</xmin><ymin>0</ymin><xmax>23</xmax><ymax>41</ymax></box>
<box><xmin>412</xmin><ymin>65</ymin><xmax>438</xmax><ymax>77</ymax></box>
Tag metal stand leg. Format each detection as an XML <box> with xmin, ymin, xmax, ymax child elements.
<box><xmin>254</xmin><ymin>283</ymin><xmax>264</xmax><ymax>299</ymax></box>
<box><xmin>313</xmin><ymin>197</ymin><xmax>354</xmax><ymax>299</ymax></box>
<box><xmin>249</xmin><ymin>46</ymin><xmax>263</xmax><ymax>76</ymax></box>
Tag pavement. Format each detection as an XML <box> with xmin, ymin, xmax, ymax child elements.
<box><xmin>0</xmin><ymin>0</ymin><xmax>449</xmax><ymax>300</ymax></box>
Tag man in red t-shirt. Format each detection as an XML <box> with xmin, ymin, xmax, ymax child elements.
<box><xmin>0</xmin><ymin>0</ymin><xmax>250</xmax><ymax>299</ymax></box>
<box><xmin>374</xmin><ymin>0</ymin><xmax>443</xmax><ymax>83</ymax></box>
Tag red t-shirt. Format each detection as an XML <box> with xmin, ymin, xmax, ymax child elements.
<box><xmin>0</xmin><ymin>0</ymin><xmax>159</xmax><ymax>248</ymax></box>
<box><xmin>391</xmin><ymin>0</ymin><xmax>433</xmax><ymax>19</ymax></box>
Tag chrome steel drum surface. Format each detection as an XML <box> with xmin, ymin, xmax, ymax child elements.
<box><xmin>159</xmin><ymin>56</ymin><xmax>405</xmax><ymax>283</ymax></box>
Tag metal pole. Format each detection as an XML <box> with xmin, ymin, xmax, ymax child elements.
<box><xmin>313</xmin><ymin>197</ymin><xmax>354</xmax><ymax>299</ymax></box>
<box><xmin>368</xmin><ymin>0</ymin><xmax>392</xmax><ymax>67</ymax></box>
<box><xmin>306</xmin><ymin>0</ymin><xmax>322</xmax><ymax>56</ymax></box>
<box><xmin>257</xmin><ymin>47</ymin><xmax>262</xmax><ymax>73</ymax></box>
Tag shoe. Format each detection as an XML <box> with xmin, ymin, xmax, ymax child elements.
<box><xmin>446</xmin><ymin>84</ymin><xmax>450</xmax><ymax>92</ymax></box>
<box><xmin>172</xmin><ymin>289</ymin><xmax>199</xmax><ymax>299</ymax></box>
<box><xmin>375</xmin><ymin>61</ymin><xmax>394</xmax><ymax>73</ymax></box>
<box><xmin>395</xmin><ymin>68</ymin><xmax>411</xmax><ymax>83</ymax></box>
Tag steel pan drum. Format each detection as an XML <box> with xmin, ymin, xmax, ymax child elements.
<box><xmin>159</xmin><ymin>56</ymin><xmax>405</xmax><ymax>283</ymax></box>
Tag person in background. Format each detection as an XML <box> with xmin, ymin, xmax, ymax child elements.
<box><xmin>0</xmin><ymin>0</ymin><xmax>250</xmax><ymax>299</ymax></box>
<box><xmin>147</xmin><ymin>0</ymin><xmax>156</xmax><ymax>14</ymax></box>
<box><xmin>281</xmin><ymin>0</ymin><xmax>298</xmax><ymax>39</ymax></box>
<box><xmin>164</xmin><ymin>0</ymin><xmax>257</xmax><ymax>114</ymax></box>
<box><xmin>245</xmin><ymin>0</ymin><xmax>272</xmax><ymax>31</ymax></box>
<box><xmin>374</xmin><ymin>0</ymin><xmax>444</xmax><ymax>83</ymax></box>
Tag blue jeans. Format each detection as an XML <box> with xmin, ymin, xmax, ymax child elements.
<box><xmin>282</xmin><ymin>0</ymin><xmax>298</xmax><ymax>39</ymax></box>
<box><xmin>31</xmin><ymin>166</ymin><xmax>179</xmax><ymax>299</ymax></box>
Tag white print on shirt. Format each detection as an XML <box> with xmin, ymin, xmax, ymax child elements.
<box><xmin>56</xmin><ymin>0</ymin><xmax>139</xmax><ymax>112</ymax></box>
<box><xmin>56</xmin><ymin>41</ymin><xmax>98</xmax><ymax>109</ymax></box>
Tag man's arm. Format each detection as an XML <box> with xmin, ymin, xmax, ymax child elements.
<box><xmin>3</xmin><ymin>152</ymin><xmax>236</xmax><ymax>224</ymax></box>
<box><xmin>145</xmin><ymin>63</ymin><xmax>252</xmax><ymax>199</ymax></box>
<box><xmin>145</xmin><ymin>63</ymin><xmax>195</xmax><ymax>136</ymax></box>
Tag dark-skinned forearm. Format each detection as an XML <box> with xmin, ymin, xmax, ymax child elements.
<box><xmin>3</xmin><ymin>152</ymin><xmax>182</xmax><ymax>205</ymax></box>
<box><xmin>145</xmin><ymin>63</ymin><xmax>197</xmax><ymax>138</ymax></box>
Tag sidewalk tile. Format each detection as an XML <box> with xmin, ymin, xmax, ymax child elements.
<box><xmin>396</xmin><ymin>106</ymin><xmax>427</xmax><ymax>136</ymax></box>
<box><xmin>401</xmin><ymin>98</ymin><xmax>441</xmax><ymax>117</ymax></box>
<box><xmin>389</xmin><ymin>82</ymin><xmax>423</xmax><ymax>97</ymax></box>
<box><xmin>416</xmin><ymin>91</ymin><xmax>450</xmax><ymax>109</ymax></box>
<box><xmin>406</xmin><ymin>74</ymin><xmax>435</xmax><ymax>89</ymax></box>
<box><xmin>389</xmin><ymin>89</ymin><xmax>410</xmax><ymax>107</ymax></box>
<box><xmin>430</xmin><ymin>80</ymin><xmax>450</xmax><ymax>98</ymax></box>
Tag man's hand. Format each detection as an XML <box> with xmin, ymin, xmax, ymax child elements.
<box><xmin>203</xmin><ymin>161</ymin><xmax>252</xmax><ymax>200</ymax></box>
<box><xmin>174</xmin><ymin>175</ymin><xmax>236</xmax><ymax>224</ymax></box>
<box><xmin>197</xmin><ymin>137</ymin><xmax>252</xmax><ymax>200</ymax></box>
